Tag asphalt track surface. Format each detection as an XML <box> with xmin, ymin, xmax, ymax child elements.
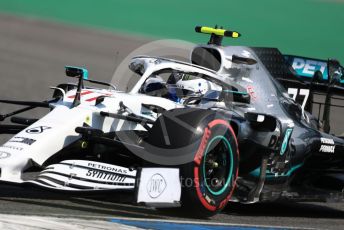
<box><xmin>0</xmin><ymin>14</ymin><xmax>343</xmax><ymax>229</ymax></box>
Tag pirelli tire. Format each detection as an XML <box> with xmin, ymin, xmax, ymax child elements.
<box><xmin>145</xmin><ymin>108</ymin><xmax>239</xmax><ymax>217</ymax></box>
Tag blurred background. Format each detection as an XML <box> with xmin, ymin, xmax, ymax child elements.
<box><xmin>0</xmin><ymin>0</ymin><xmax>343</xmax><ymax>135</ymax></box>
<box><xmin>1</xmin><ymin>0</ymin><xmax>344</xmax><ymax>60</ymax></box>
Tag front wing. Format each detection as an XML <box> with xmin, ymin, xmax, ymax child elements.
<box><xmin>13</xmin><ymin>160</ymin><xmax>181</xmax><ymax>207</ymax></box>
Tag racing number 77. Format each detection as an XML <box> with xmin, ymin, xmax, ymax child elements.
<box><xmin>287</xmin><ymin>88</ymin><xmax>310</xmax><ymax>112</ymax></box>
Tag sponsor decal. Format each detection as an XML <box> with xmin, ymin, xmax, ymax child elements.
<box><xmin>1</xmin><ymin>145</ymin><xmax>23</xmax><ymax>151</ymax></box>
<box><xmin>85</xmin><ymin>169</ymin><xmax>126</xmax><ymax>182</ymax></box>
<box><xmin>321</xmin><ymin>137</ymin><xmax>335</xmax><ymax>145</ymax></box>
<box><xmin>146</xmin><ymin>173</ymin><xmax>167</xmax><ymax>198</ymax></box>
<box><xmin>26</xmin><ymin>126</ymin><xmax>51</xmax><ymax>134</ymax></box>
<box><xmin>0</xmin><ymin>151</ymin><xmax>10</xmax><ymax>159</ymax></box>
<box><xmin>319</xmin><ymin>145</ymin><xmax>335</xmax><ymax>153</ymax></box>
<box><xmin>247</xmin><ymin>85</ymin><xmax>257</xmax><ymax>100</ymax></box>
<box><xmin>87</xmin><ymin>162</ymin><xmax>128</xmax><ymax>174</ymax></box>
<box><xmin>290</xmin><ymin>57</ymin><xmax>328</xmax><ymax>79</ymax></box>
<box><xmin>9</xmin><ymin>137</ymin><xmax>36</xmax><ymax>145</ymax></box>
<box><xmin>319</xmin><ymin>138</ymin><xmax>335</xmax><ymax>153</ymax></box>
<box><xmin>280</xmin><ymin>128</ymin><xmax>293</xmax><ymax>155</ymax></box>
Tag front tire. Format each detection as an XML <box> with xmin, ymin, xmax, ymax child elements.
<box><xmin>181</xmin><ymin>118</ymin><xmax>239</xmax><ymax>216</ymax></box>
<box><xmin>145</xmin><ymin>109</ymin><xmax>239</xmax><ymax>217</ymax></box>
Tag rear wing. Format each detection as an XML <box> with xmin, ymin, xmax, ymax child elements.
<box><xmin>252</xmin><ymin>48</ymin><xmax>344</xmax><ymax>134</ymax></box>
<box><xmin>283</xmin><ymin>55</ymin><xmax>344</xmax><ymax>96</ymax></box>
<box><xmin>284</xmin><ymin>55</ymin><xmax>344</xmax><ymax>134</ymax></box>
<box><xmin>284</xmin><ymin>55</ymin><xmax>329</xmax><ymax>80</ymax></box>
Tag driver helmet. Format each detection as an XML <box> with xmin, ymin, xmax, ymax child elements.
<box><xmin>174</xmin><ymin>76</ymin><xmax>221</xmax><ymax>95</ymax></box>
<box><xmin>166</xmin><ymin>72</ymin><xmax>221</xmax><ymax>103</ymax></box>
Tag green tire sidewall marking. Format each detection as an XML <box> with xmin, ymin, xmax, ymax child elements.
<box><xmin>202</xmin><ymin>135</ymin><xmax>233</xmax><ymax>196</ymax></box>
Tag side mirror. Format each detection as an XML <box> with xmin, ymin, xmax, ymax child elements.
<box><xmin>65</xmin><ymin>66</ymin><xmax>88</xmax><ymax>108</ymax></box>
<box><xmin>65</xmin><ymin>66</ymin><xmax>89</xmax><ymax>80</ymax></box>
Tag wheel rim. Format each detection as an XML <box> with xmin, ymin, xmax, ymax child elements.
<box><xmin>202</xmin><ymin>135</ymin><xmax>233</xmax><ymax>196</ymax></box>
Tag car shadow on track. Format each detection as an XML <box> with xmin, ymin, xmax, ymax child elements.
<box><xmin>0</xmin><ymin>184</ymin><xmax>170</xmax><ymax>219</ymax></box>
<box><xmin>0</xmin><ymin>184</ymin><xmax>343</xmax><ymax>220</ymax></box>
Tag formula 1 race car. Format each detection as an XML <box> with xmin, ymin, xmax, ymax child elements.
<box><xmin>0</xmin><ymin>26</ymin><xmax>343</xmax><ymax>217</ymax></box>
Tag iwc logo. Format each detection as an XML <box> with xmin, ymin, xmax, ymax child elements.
<box><xmin>146</xmin><ymin>173</ymin><xmax>167</xmax><ymax>198</ymax></box>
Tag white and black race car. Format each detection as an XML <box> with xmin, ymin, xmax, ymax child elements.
<box><xmin>0</xmin><ymin>26</ymin><xmax>343</xmax><ymax>217</ymax></box>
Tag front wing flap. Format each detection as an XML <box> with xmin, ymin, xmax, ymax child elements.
<box><xmin>25</xmin><ymin>160</ymin><xmax>137</xmax><ymax>191</ymax></box>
